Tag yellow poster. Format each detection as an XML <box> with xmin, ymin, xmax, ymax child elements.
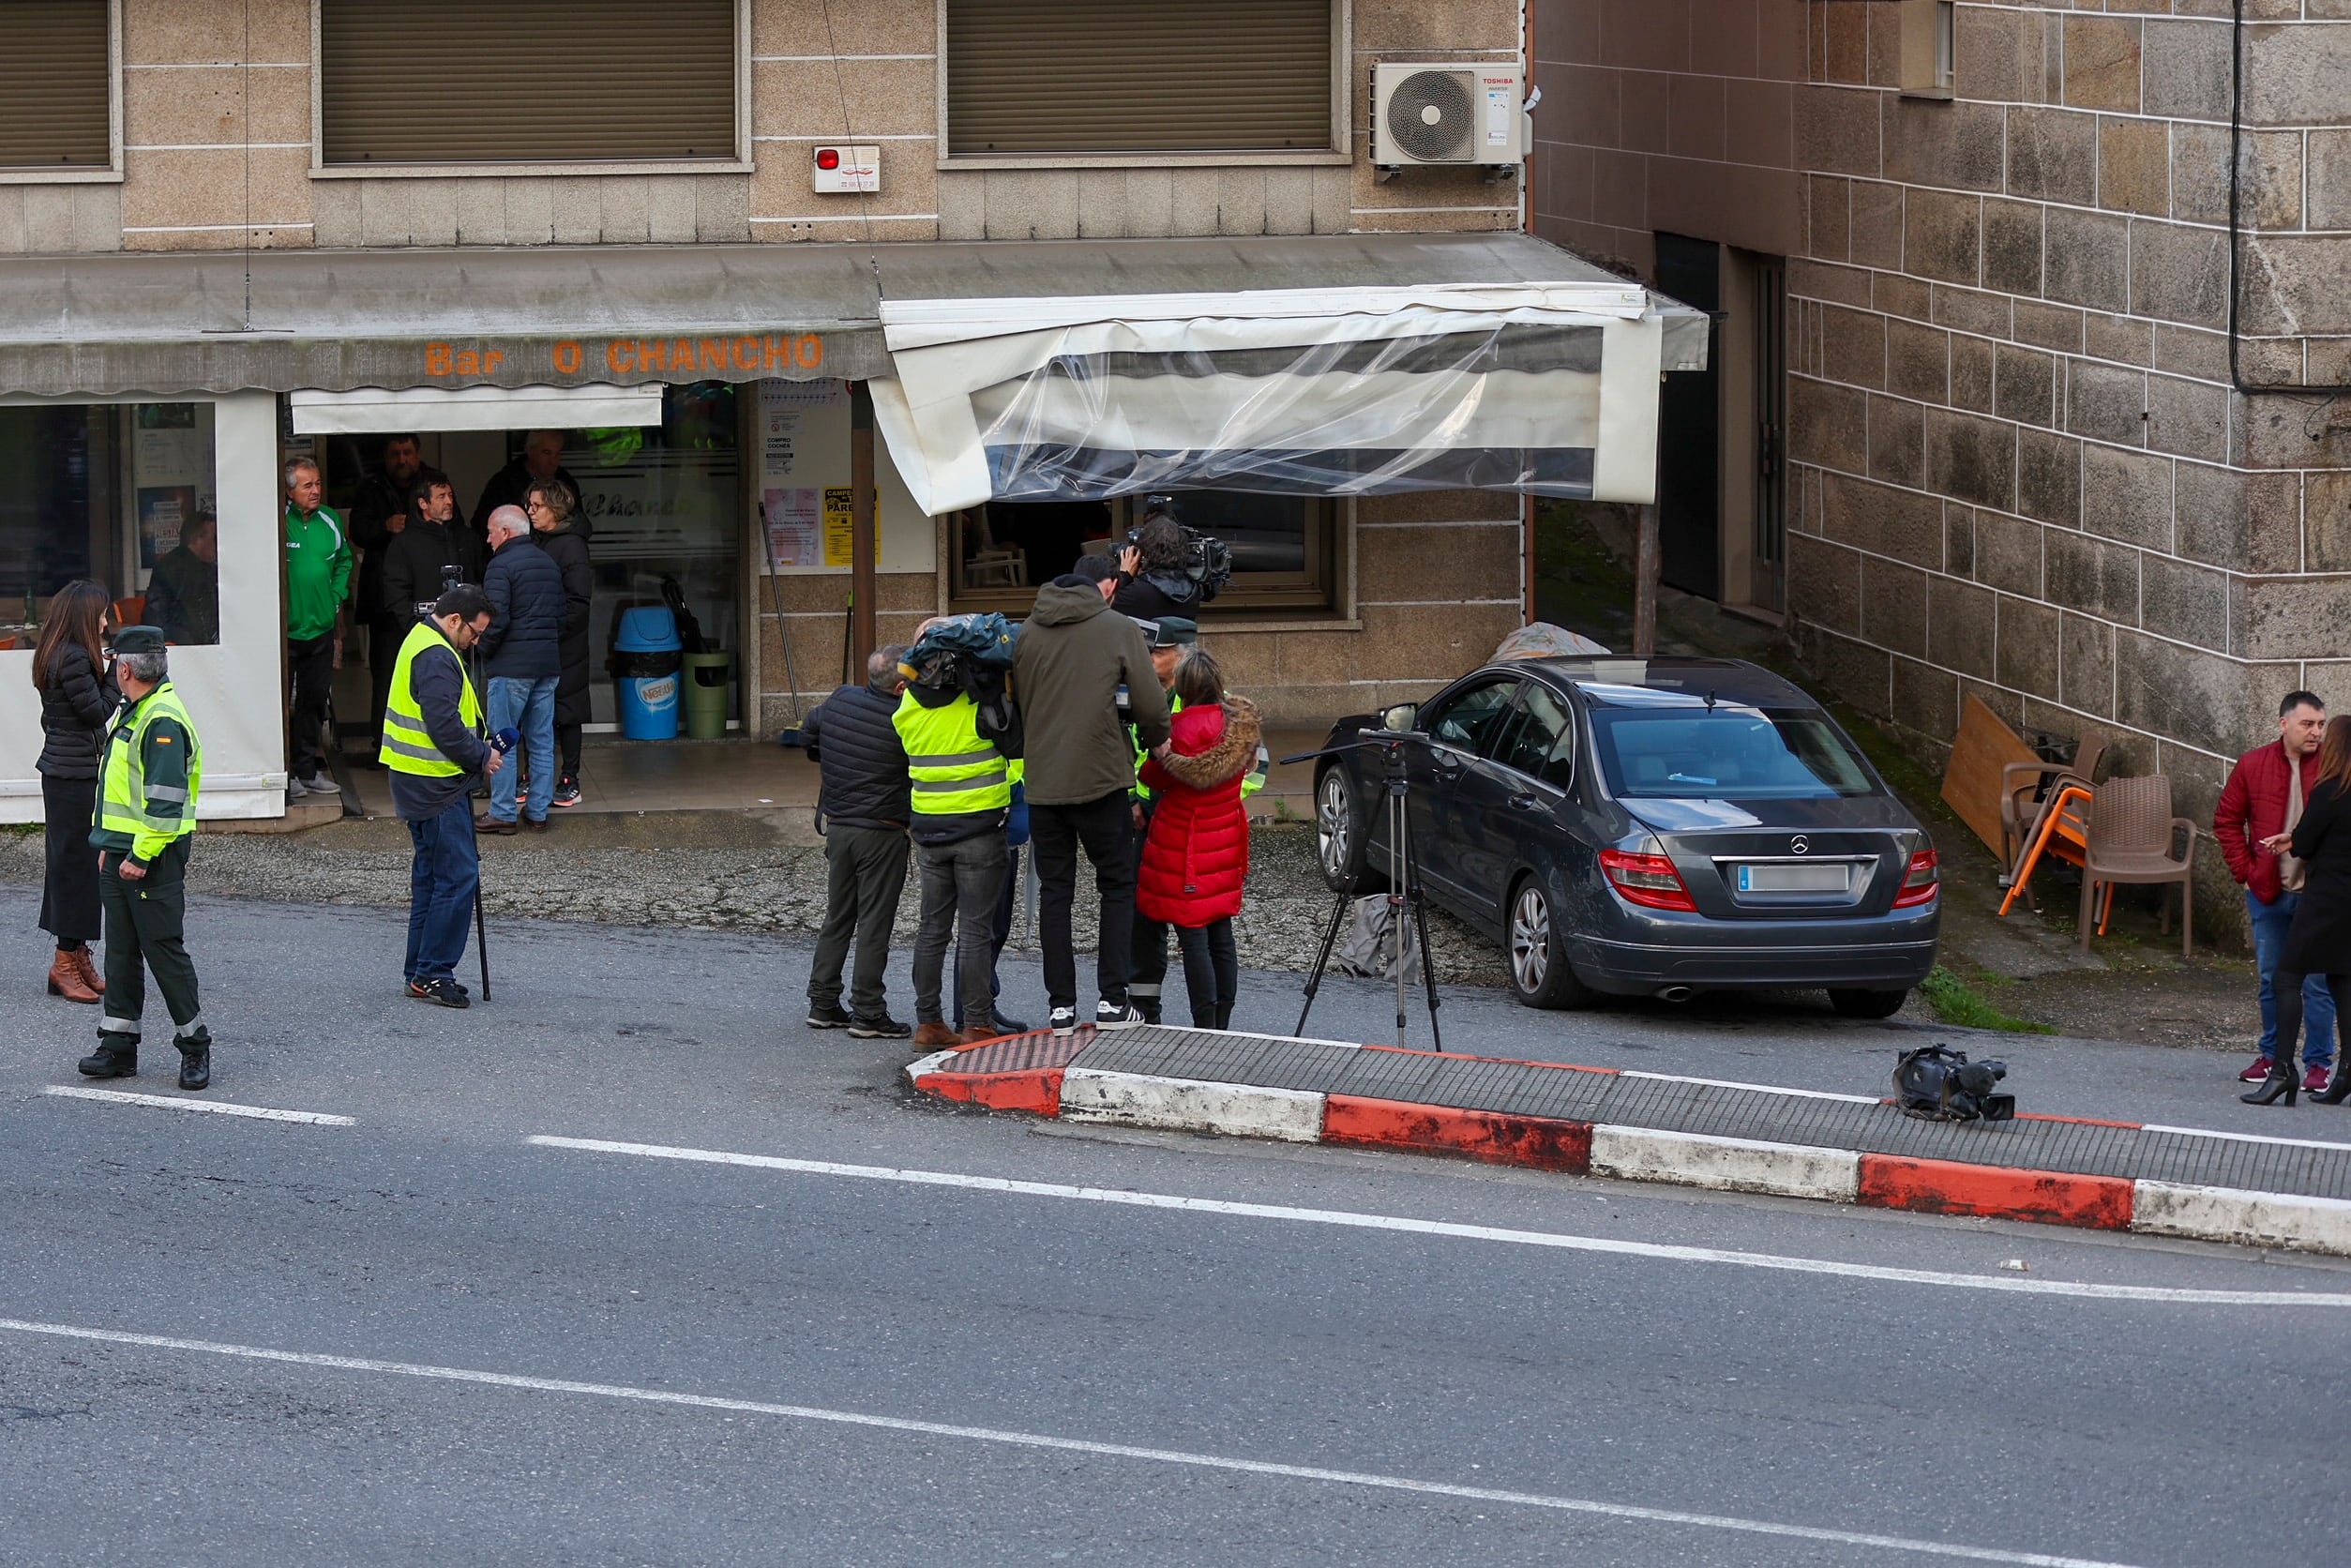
<box><xmin>821</xmin><ymin>486</ymin><xmax>875</xmax><ymax>568</ymax></box>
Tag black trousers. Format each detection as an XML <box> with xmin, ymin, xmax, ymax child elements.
<box><xmin>806</xmin><ymin>824</ymin><xmax>911</xmax><ymax>1019</ymax></box>
<box><xmin>557</xmin><ymin>722</ymin><xmax>583</xmax><ymax>781</ymax></box>
<box><xmin>98</xmin><ymin>839</ymin><xmax>204</xmax><ymax>1044</ymax></box>
<box><xmin>38</xmin><ymin>773</ymin><xmax>101</xmax><ymax>945</ymax></box>
<box><xmin>288</xmin><ymin>631</ymin><xmax>336</xmax><ymax>779</ymax></box>
<box><xmin>1031</xmin><ymin>790</ymin><xmax>1136</xmax><ymax>1013</ymax></box>
<box><xmin>2273</xmin><ymin>971</ymin><xmax>2349</xmax><ymax>1069</ymax></box>
<box><xmin>1128</xmin><ymin>800</ymin><xmax>1169</xmax><ymax>1017</ymax></box>
<box><xmin>368</xmin><ymin>615</ymin><xmax>408</xmax><ymax>746</ymax></box>
<box><xmin>1174</xmin><ymin>917</ymin><xmax>1239</xmax><ymax>1030</ymax></box>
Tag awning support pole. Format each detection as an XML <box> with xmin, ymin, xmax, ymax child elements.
<box><xmin>1632</xmin><ymin>503</ymin><xmax>1661</xmax><ymax>658</ymax></box>
<box><xmin>850</xmin><ymin>380</ymin><xmax>878</xmax><ymax>678</ymax></box>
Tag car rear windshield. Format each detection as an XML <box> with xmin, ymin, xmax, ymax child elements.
<box><xmin>1588</xmin><ymin>706</ymin><xmax>1878</xmax><ymax>799</ymax></box>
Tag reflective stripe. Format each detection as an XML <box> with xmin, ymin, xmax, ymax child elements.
<box><xmin>908</xmin><ymin>746</ymin><xmax>1001</xmax><ymax>767</ymax></box>
<box><xmin>145</xmin><ymin>784</ymin><xmax>188</xmax><ymax>804</ymax></box>
<box><xmin>173</xmin><ymin>1015</ymin><xmax>205</xmax><ymax>1040</ymax></box>
<box><xmin>380</xmin><ymin>734</ymin><xmax>445</xmax><ymax>762</ymax></box>
<box><xmin>99</xmin><ymin>1016</ymin><xmax>141</xmax><ymax>1036</ymax></box>
<box><xmin>912</xmin><ymin>769</ymin><xmax>1007</xmax><ymax>792</ymax></box>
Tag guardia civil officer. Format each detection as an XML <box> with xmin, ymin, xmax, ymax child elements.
<box><xmin>77</xmin><ymin>626</ymin><xmax>211</xmax><ymax>1092</ymax></box>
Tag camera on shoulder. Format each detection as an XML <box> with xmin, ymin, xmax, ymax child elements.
<box><xmin>1123</xmin><ymin>494</ymin><xmax>1233</xmax><ymax>604</ymax></box>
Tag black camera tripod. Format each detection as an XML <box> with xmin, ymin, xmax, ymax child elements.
<box><xmin>1285</xmin><ymin>731</ymin><xmax>1444</xmax><ymax>1052</ymax></box>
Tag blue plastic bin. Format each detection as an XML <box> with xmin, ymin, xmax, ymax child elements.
<box><xmin>613</xmin><ymin>607</ymin><xmax>684</xmax><ymax>740</ymax></box>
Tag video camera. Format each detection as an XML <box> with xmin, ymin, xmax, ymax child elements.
<box><xmin>1124</xmin><ymin>494</ymin><xmax>1233</xmax><ymax>604</ymax></box>
<box><xmin>1893</xmin><ymin>1044</ymin><xmax>2014</xmax><ymax>1123</ymax></box>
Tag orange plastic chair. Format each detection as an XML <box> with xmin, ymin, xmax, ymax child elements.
<box><xmin>113</xmin><ymin>595</ymin><xmax>145</xmax><ymax>629</ymax></box>
<box><xmin>1998</xmin><ymin>783</ymin><xmax>2093</xmax><ymax>918</ymax></box>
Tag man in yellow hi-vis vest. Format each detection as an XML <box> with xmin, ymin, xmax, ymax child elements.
<box><xmin>78</xmin><ymin>627</ymin><xmax>210</xmax><ymax>1091</ymax></box>
<box><xmin>893</xmin><ymin>644</ymin><xmax>1018</xmax><ymax>1050</ymax></box>
<box><xmin>382</xmin><ymin>585</ymin><xmax>503</xmax><ymax>1008</ymax></box>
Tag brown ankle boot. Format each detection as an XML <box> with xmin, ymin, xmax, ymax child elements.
<box><xmin>47</xmin><ymin>951</ymin><xmax>99</xmax><ymax>1004</ymax></box>
<box><xmin>70</xmin><ymin>948</ymin><xmax>103</xmax><ymax>995</ymax></box>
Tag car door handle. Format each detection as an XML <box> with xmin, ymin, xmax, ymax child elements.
<box><xmin>1507</xmin><ymin>794</ymin><xmax>1540</xmax><ymax>812</ymax></box>
<box><xmin>1434</xmin><ymin>751</ymin><xmax>1463</xmax><ymax>772</ymax></box>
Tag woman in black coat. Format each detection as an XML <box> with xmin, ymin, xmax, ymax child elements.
<box><xmin>2248</xmin><ymin>714</ymin><xmax>2351</xmax><ymax>1106</ymax></box>
<box><xmin>32</xmin><ymin>580</ymin><xmax>118</xmax><ymax>1004</ymax></box>
<box><xmin>526</xmin><ymin>476</ymin><xmax>594</xmax><ymax>807</ymax></box>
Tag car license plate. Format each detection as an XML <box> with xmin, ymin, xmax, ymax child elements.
<box><xmin>1737</xmin><ymin>862</ymin><xmax>1848</xmax><ymax>894</ymax></box>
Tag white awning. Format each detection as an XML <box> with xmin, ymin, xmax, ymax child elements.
<box><xmin>868</xmin><ymin>272</ymin><xmax>1692</xmax><ymax>514</ymax></box>
<box><xmin>289</xmin><ymin>384</ymin><xmax>666</xmax><ymax>435</ymax></box>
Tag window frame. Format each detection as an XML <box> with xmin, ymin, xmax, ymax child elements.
<box><xmin>933</xmin><ymin>0</ymin><xmax>1351</xmax><ymax>170</ymax></box>
<box><xmin>943</xmin><ymin>491</ymin><xmax>1349</xmax><ymax>621</ymax></box>
<box><xmin>0</xmin><ymin>0</ymin><xmax>122</xmax><ymax>185</ymax></box>
<box><xmin>1898</xmin><ymin>0</ymin><xmax>1955</xmax><ymax>101</ymax></box>
<box><xmin>308</xmin><ymin>0</ymin><xmax>754</xmax><ymax>179</ymax></box>
<box><xmin>1487</xmin><ymin>677</ymin><xmax>1576</xmax><ymax>795</ymax></box>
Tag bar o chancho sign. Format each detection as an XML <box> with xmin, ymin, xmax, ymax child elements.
<box><xmin>423</xmin><ymin>335</ymin><xmax>827</xmax><ymax>382</ymax></box>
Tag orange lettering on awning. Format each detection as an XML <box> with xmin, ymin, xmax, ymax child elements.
<box><xmin>553</xmin><ymin>339</ymin><xmax>583</xmax><ymax>375</ymax></box>
<box><xmin>607</xmin><ymin>339</ymin><xmax>635</xmax><ymax>374</ymax></box>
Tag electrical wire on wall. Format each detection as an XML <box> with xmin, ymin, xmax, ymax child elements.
<box><xmin>817</xmin><ymin>0</ymin><xmax>883</xmax><ymax>305</ymax></box>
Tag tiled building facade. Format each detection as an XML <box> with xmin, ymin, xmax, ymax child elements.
<box><xmin>1532</xmin><ymin>0</ymin><xmax>2351</xmax><ymax>927</ymax></box>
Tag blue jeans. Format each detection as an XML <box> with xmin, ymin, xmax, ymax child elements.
<box><xmin>487</xmin><ymin>674</ymin><xmax>558</xmax><ymax>823</ymax></box>
<box><xmin>2248</xmin><ymin>888</ymin><xmax>2337</xmax><ymax>1065</ymax></box>
<box><xmin>405</xmin><ymin>797</ymin><xmax>480</xmax><ymax>983</ymax></box>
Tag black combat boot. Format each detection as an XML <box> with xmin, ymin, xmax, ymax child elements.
<box><xmin>175</xmin><ymin>1030</ymin><xmax>211</xmax><ymax>1093</ymax></box>
<box><xmin>77</xmin><ymin>1033</ymin><xmax>138</xmax><ymax>1078</ymax></box>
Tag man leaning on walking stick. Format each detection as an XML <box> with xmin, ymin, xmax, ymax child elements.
<box><xmin>383</xmin><ymin>585</ymin><xmax>503</xmax><ymax>1008</ymax></box>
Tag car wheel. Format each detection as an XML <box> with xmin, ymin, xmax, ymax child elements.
<box><xmin>1828</xmin><ymin>988</ymin><xmax>1908</xmax><ymax>1019</ymax></box>
<box><xmin>1316</xmin><ymin>768</ymin><xmax>1379</xmax><ymax>893</ymax></box>
<box><xmin>1506</xmin><ymin>877</ymin><xmax>1592</xmax><ymax>1010</ymax></box>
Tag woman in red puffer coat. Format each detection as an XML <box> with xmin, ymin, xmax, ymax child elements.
<box><xmin>1137</xmin><ymin>647</ymin><xmax>1260</xmax><ymax>1030</ymax></box>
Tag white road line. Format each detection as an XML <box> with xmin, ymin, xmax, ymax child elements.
<box><xmin>0</xmin><ymin>1315</ymin><xmax>2139</xmax><ymax>1568</ymax></box>
<box><xmin>2141</xmin><ymin>1123</ymin><xmax>2351</xmax><ymax>1153</ymax></box>
<box><xmin>1619</xmin><ymin>1069</ymin><xmax>1882</xmax><ymax>1105</ymax></box>
<box><xmin>527</xmin><ymin>1137</ymin><xmax>2351</xmax><ymax>1306</ymax></box>
<box><xmin>41</xmin><ymin>1086</ymin><xmax>354</xmax><ymax>1126</ymax></box>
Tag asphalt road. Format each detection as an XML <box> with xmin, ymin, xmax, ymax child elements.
<box><xmin>2</xmin><ymin>887</ymin><xmax>2347</xmax><ymax>1567</ymax></box>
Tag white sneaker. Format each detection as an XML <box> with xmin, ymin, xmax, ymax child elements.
<box><xmin>285</xmin><ymin>776</ymin><xmax>310</xmax><ymax>800</ymax></box>
<box><xmin>301</xmin><ymin>772</ymin><xmax>340</xmax><ymax>797</ymax></box>
<box><xmin>1095</xmin><ymin>1002</ymin><xmax>1144</xmax><ymax>1030</ymax></box>
<box><xmin>1049</xmin><ymin>1006</ymin><xmax>1078</xmax><ymax>1037</ymax></box>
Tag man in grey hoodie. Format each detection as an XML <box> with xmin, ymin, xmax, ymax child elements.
<box><xmin>1012</xmin><ymin>558</ymin><xmax>1170</xmax><ymax>1035</ymax></box>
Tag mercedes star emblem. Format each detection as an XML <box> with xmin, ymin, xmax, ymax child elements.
<box><xmin>1790</xmin><ymin>836</ymin><xmax>1811</xmax><ymax>854</ymax></box>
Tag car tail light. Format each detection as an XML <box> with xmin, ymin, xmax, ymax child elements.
<box><xmin>1891</xmin><ymin>848</ymin><xmax>1939</xmax><ymax>908</ymax></box>
<box><xmin>1599</xmin><ymin>848</ymin><xmax>1696</xmax><ymax>912</ymax></box>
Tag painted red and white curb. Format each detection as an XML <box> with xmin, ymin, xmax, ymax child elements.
<box><xmin>909</xmin><ymin>1040</ymin><xmax>2351</xmax><ymax>1257</ymax></box>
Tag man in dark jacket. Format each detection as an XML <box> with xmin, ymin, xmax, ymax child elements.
<box><xmin>145</xmin><ymin>512</ymin><xmax>219</xmax><ymax>645</ymax></box>
<box><xmin>803</xmin><ymin>646</ymin><xmax>915</xmax><ymax>1039</ymax></box>
<box><xmin>383</xmin><ymin>586</ymin><xmax>501</xmax><ymax>1008</ymax></box>
<box><xmin>1011</xmin><ymin>559</ymin><xmax>1169</xmax><ymax>1035</ymax></box>
<box><xmin>475</xmin><ymin>430</ymin><xmax>579</xmax><ymax>569</ymax></box>
<box><xmin>476</xmin><ymin>505</ymin><xmax>565</xmax><ymax>832</ymax></box>
<box><xmin>380</xmin><ymin>469</ymin><xmax>477</xmax><ymax>615</ymax></box>
<box><xmin>352</xmin><ymin>435</ymin><xmax>456</xmax><ymax>737</ymax></box>
<box><xmin>525</xmin><ymin>477</ymin><xmax>594</xmax><ymax>807</ymax></box>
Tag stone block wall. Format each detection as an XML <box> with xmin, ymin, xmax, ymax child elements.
<box><xmin>1532</xmin><ymin>0</ymin><xmax>2351</xmax><ymax>944</ymax></box>
<box><xmin>0</xmin><ymin>0</ymin><xmax>1525</xmax><ymax>252</ymax></box>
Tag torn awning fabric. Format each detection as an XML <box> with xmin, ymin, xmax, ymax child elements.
<box><xmin>868</xmin><ymin>280</ymin><xmax>1691</xmax><ymax>516</ymax></box>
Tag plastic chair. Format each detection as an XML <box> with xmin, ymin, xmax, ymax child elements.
<box><xmin>1998</xmin><ymin>783</ymin><xmax>2093</xmax><ymax>918</ymax></box>
<box><xmin>113</xmin><ymin>595</ymin><xmax>145</xmax><ymax>629</ymax></box>
<box><xmin>1999</xmin><ymin>738</ymin><xmax>2106</xmax><ymax>885</ymax></box>
<box><xmin>2079</xmin><ymin>775</ymin><xmax>2195</xmax><ymax>956</ymax></box>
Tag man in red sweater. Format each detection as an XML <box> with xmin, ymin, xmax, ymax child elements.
<box><xmin>2214</xmin><ymin>691</ymin><xmax>2333</xmax><ymax>1089</ymax></box>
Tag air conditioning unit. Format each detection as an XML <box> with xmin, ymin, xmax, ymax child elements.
<box><xmin>1371</xmin><ymin>62</ymin><xmax>1528</xmax><ymax>167</ymax></box>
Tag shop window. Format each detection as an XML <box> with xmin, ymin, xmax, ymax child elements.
<box><xmin>0</xmin><ymin>0</ymin><xmax>113</xmax><ymax>171</ymax></box>
<box><xmin>944</xmin><ymin>0</ymin><xmax>1338</xmax><ymax>157</ymax></box>
<box><xmin>947</xmin><ymin>490</ymin><xmax>1337</xmax><ymax>615</ymax></box>
<box><xmin>0</xmin><ymin>402</ymin><xmax>218</xmax><ymax>645</ymax></box>
<box><xmin>317</xmin><ymin>0</ymin><xmax>741</xmax><ymax>168</ymax></box>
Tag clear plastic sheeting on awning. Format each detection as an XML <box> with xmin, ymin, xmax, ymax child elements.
<box><xmin>869</xmin><ymin>281</ymin><xmax>1677</xmax><ymax>515</ymax></box>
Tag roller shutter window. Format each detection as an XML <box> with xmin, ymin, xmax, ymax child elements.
<box><xmin>320</xmin><ymin>0</ymin><xmax>737</xmax><ymax>165</ymax></box>
<box><xmin>947</xmin><ymin>0</ymin><xmax>1334</xmax><ymax>156</ymax></box>
<box><xmin>0</xmin><ymin>0</ymin><xmax>111</xmax><ymax>170</ymax></box>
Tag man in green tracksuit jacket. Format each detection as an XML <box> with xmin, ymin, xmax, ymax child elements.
<box><xmin>283</xmin><ymin>455</ymin><xmax>353</xmax><ymax>800</ymax></box>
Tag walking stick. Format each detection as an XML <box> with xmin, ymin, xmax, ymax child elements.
<box><xmin>468</xmin><ymin>641</ymin><xmax>493</xmax><ymax>1003</ymax></box>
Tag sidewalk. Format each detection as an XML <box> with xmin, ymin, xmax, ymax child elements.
<box><xmin>909</xmin><ymin>1024</ymin><xmax>2351</xmax><ymax>1257</ymax></box>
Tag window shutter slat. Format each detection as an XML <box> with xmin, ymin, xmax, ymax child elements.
<box><xmin>0</xmin><ymin>0</ymin><xmax>110</xmax><ymax>168</ymax></box>
<box><xmin>321</xmin><ymin>0</ymin><xmax>736</xmax><ymax>165</ymax></box>
<box><xmin>947</xmin><ymin>0</ymin><xmax>1333</xmax><ymax>155</ymax></box>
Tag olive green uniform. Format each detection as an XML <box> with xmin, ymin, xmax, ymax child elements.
<box><xmin>89</xmin><ymin>681</ymin><xmax>206</xmax><ymax>1055</ymax></box>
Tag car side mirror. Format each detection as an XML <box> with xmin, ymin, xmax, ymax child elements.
<box><xmin>1381</xmin><ymin>703</ymin><xmax>1417</xmax><ymax>731</ymax></box>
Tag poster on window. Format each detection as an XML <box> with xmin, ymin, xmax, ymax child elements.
<box><xmin>761</xmin><ymin>487</ymin><xmax>821</xmax><ymax>566</ymax></box>
<box><xmin>821</xmin><ymin>486</ymin><xmax>869</xmax><ymax>568</ymax></box>
<box><xmin>759</xmin><ymin>378</ymin><xmax>846</xmax><ymax>487</ymax></box>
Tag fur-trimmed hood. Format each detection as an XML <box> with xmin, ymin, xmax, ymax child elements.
<box><xmin>1157</xmin><ymin>695</ymin><xmax>1261</xmax><ymax>790</ymax></box>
